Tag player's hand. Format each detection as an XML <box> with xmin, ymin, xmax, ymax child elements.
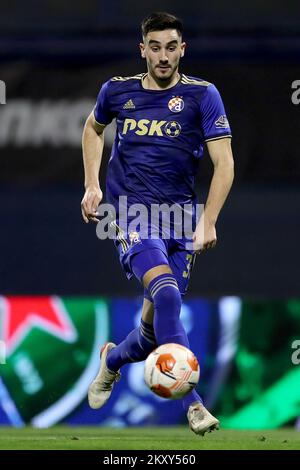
<box><xmin>81</xmin><ymin>186</ymin><xmax>103</xmax><ymax>223</ymax></box>
<box><xmin>192</xmin><ymin>215</ymin><xmax>217</xmax><ymax>254</ymax></box>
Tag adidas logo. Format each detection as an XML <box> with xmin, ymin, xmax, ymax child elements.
<box><xmin>123</xmin><ymin>99</ymin><xmax>135</xmax><ymax>109</ymax></box>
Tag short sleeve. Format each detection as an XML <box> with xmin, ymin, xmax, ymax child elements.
<box><xmin>200</xmin><ymin>84</ymin><xmax>232</xmax><ymax>142</ymax></box>
<box><xmin>94</xmin><ymin>81</ymin><xmax>114</xmax><ymax>125</ymax></box>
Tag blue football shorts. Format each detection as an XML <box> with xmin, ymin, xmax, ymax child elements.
<box><xmin>111</xmin><ymin>221</ymin><xmax>196</xmax><ymax>297</ymax></box>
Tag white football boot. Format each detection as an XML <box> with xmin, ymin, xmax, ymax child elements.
<box><xmin>88</xmin><ymin>342</ymin><xmax>121</xmax><ymax>409</ymax></box>
<box><xmin>187</xmin><ymin>402</ymin><xmax>220</xmax><ymax>436</ymax></box>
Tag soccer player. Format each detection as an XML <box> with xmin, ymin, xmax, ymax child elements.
<box><xmin>81</xmin><ymin>12</ymin><xmax>234</xmax><ymax>435</ymax></box>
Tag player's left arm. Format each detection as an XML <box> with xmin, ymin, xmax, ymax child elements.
<box><xmin>193</xmin><ymin>137</ymin><xmax>234</xmax><ymax>253</ymax></box>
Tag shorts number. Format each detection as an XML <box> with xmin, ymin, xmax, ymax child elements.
<box><xmin>183</xmin><ymin>254</ymin><xmax>194</xmax><ymax>279</ymax></box>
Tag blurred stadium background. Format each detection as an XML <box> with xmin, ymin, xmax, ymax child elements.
<box><xmin>0</xmin><ymin>0</ymin><xmax>300</xmax><ymax>432</ymax></box>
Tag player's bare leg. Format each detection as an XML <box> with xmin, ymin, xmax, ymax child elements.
<box><xmin>88</xmin><ymin>297</ymin><xmax>155</xmax><ymax>410</ymax></box>
<box><xmin>142</xmin><ymin>298</ymin><xmax>154</xmax><ymax>324</ymax></box>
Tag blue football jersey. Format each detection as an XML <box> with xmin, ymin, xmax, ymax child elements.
<box><xmin>94</xmin><ymin>73</ymin><xmax>232</xmax><ymax>213</ymax></box>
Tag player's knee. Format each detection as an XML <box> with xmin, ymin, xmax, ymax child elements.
<box><xmin>131</xmin><ymin>249</ymin><xmax>170</xmax><ymax>285</ymax></box>
<box><xmin>157</xmin><ymin>284</ymin><xmax>181</xmax><ymax>305</ymax></box>
<box><xmin>142</xmin><ymin>264</ymin><xmax>172</xmax><ymax>287</ymax></box>
<box><xmin>148</xmin><ymin>274</ymin><xmax>181</xmax><ymax>311</ymax></box>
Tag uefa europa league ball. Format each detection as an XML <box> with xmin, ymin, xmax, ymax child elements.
<box><xmin>144</xmin><ymin>343</ymin><xmax>200</xmax><ymax>399</ymax></box>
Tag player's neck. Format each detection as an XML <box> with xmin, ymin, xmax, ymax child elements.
<box><xmin>143</xmin><ymin>72</ymin><xmax>181</xmax><ymax>91</ymax></box>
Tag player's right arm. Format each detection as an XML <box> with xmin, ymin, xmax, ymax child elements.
<box><xmin>82</xmin><ymin>80</ymin><xmax>114</xmax><ymax>223</ymax></box>
<box><xmin>81</xmin><ymin>112</ymin><xmax>106</xmax><ymax>223</ymax></box>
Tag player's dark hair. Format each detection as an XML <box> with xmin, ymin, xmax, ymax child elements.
<box><xmin>141</xmin><ymin>12</ymin><xmax>183</xmax><ymax>38</ymax></box>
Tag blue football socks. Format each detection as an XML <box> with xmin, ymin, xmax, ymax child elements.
<box><xmin>106</xmin><ymin>271</ymin><xmax>203</xmax><ymax>411</ymax></box>
<box><xmin>148</xmin><ymin>273</ymin><xmax>187</xmax><ymax>345</ymax></box>
<box><xmin>106</xmin><ymin>319</ymin><xmax>157</xmax><ymax>372</ymax></box>
<box><xmin>148</xmin><ymin>273</ymin><xmax>203</xmax><ymax>410</ymax></box>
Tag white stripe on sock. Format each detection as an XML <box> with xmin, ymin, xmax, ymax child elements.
<box><xmin>150</xmin><ymin>279</ymin><xmax>178</xmax><ymax>298</ymax></box>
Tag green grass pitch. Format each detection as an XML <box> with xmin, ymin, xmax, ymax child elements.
<box><xmin>0</xmin><ymin>426</ymin><xmax>299</xmax><ymax>450</ymax></box>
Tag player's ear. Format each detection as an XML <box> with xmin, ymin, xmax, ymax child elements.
<box><xmin>139</xmin><ymin>42</ymin><xmax>146</xmax><ymax>59</ymax></box>
<box><xmin>180</xmin><ymin>42</ymin><xmax>186</xmax><ymax>58</ymax></box>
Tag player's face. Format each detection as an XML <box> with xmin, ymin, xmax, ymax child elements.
<box><xmin>140</xmin><ymin>29</ymin><xmax>186</xmax><ymax>81</ymax></box>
